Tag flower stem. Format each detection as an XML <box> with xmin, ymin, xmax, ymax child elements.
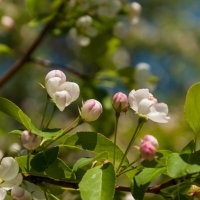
<box><xmin>45</xmin><ymin>105</ymin><xmax>56</xmax><ymax>129</ymax></box>
<box><xmin>113</xmin><ymin>112</ymin><xmax>120</xmax><ymax>168</ymax></box>
<box><xmin>117</xmin><ymin>156</ymin><xmax>141</xmax><ymax>176</ymax></box>
<box><xmin>40</xmin><ymin>94</ymin><xmax>49</xmax><ymax>129</ymax></box>
<box><xmin>27</xmin><ymin>150</ymin><xmax>31</xmax><ymax>172</ymax></box>
<box><xmin>116</xmin><ymin>117</ymin><xmax>145</xmax><ymax>174</ymax></box>
<box><xmin>43</xmin><ymin>116</ymin><xmax>82</xmax><ymax>149</ymax></box>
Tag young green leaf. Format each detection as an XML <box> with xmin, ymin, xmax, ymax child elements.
<box><xmin>79</xmin><ymin>162</ymin><xmax>115</xmax><ymax>200</ymax></box>
<box><xmin>63</xmin><ymin>132</ymin><xmax>128</xmax><ymax>167</ymax></box>
<box><xmin>30</xmin><ymin>147</ymin><xmax>59</xmax><ymax>172</ymax></box>
<box><xmin>132</xmin><ymin>167</ymin><xmax>165</xmax><ymax>200</ymax></box>
<box><xmin>184</xmin><ymin>82</ymin><xmax>200</xmax><ymax>134</ymax></box>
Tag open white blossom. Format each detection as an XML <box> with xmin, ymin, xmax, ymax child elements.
<box><xmin>45</xmin><ymin>70</ymin><xmax>80</xmax><ymax>111</ymax></box>
<box><xmin>128</xmin><ymin>89</ymin><xmax>170</xmax><ymax>123</ymax></box>
<box><xmin>0</xmin><ymin>157</ymin><xmax>22</xmax><ymax>199</ymax></box>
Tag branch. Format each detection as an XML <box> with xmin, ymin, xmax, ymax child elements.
<box><xmin>23</xmin><ymin>174</ymin><xmax>179</xmax><ymax>194</ymax></box>
<box><xmin>29</xmin><ymin>57</ymin><xmax>89</xmax><ymax>79</ymax></box>
<box><xmin>0</xmin><ymin>2</ymin><xmax>65</xmax><ymax>87</ymax></box>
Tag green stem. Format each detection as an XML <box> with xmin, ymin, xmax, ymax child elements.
<box><xmin>27</xmin><ymin>150</ymin><xmax>31</xmax><ymax>172</ymax></box>
<box><xmin>40</xmin><ymin>95</ymin><xmax>49</xmax><ymax>129</ymax></box>
<box><xmin>45</xmin><ymin>105</ymin><xmax>56</xmax><ymax>129</ymax></box>
<box><xmin>193</xmin><ymin>134</ymin><xmax>198</xmax><ymax>153</ymax></box>
<box><xmin>113</xmin><ymin>112</ymin><xmax>120</xmax><ymax>168</ymax></box>
<box><xmin>116</xmin><ymin>117</ymin><xmax>145</xmax><ymax>174</ymax></box>
<box><xmin>44</xmin><ymin>116</ymin><xmax>82</xmax><ymax>149</ymax></box>
<box><xmin>117</xmin><ymin>156</ymin><xmax>141</xmax><ymax>176</ymax></box>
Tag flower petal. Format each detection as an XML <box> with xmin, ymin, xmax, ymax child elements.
<box><xmin>128</xmin><ymin>89</ymin><xmax>150</xmax><ymax>112</ymax></box>
<box><xmin>148</xmin><ymin>112</ymin><xmax>170</xmax><ymax>123</ymax></box>
<box><xmin>1</xmin><ymin>173</ymin><xmax>22</xmax><ymax>190</ymax></box>
<box><xmin>150</xmin><ymin>103</ymin><xmax>168</xmax><ymax>114</ymax></box>
<box><xmin>0</xmin><ymin>188</ymin><xmax>6</xmax><ymax>200</ymax></box>
<box><xmin>54</xmin><ymin>91</ymin><xmax>71</xmax><ymax>111</ymax></box>
<box><xmin>138</xmin><ymin>98</ymin><xmax>154</xmax><ymax>115</ymax></box>
<box><xmin>59</xmin><ymin>82</ymin><xmax>80</xmax><ymax>102</ymax></box>
<box><xmin>0</xmin><ymin>157</ymin><xmax>19</xmax><ymax>181</ymax></box>
<box><xmin>45</xmin><ymin>77</ymin><xmax>63</xmax><ymax>98</ymax></box>
<box><xmin>45</xmin><ymin>70</ymin><xmax>66</xmax><ymax>83</ymax></box>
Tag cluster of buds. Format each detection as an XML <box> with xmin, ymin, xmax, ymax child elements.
<box><xmin>45</xmin><ymin>70</ymin><xmax>80</xmax><ymax>111</ymax></box>
<box><xmin>140</xmin><ymin>134</ymin><xmax>159</xmax><ymax>160</ymax></box>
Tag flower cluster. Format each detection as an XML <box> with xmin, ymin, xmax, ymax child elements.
<box><xmin>45</xmin><ymin>70</ymin><xmax>80</xmax><ymax>111</ymax></box>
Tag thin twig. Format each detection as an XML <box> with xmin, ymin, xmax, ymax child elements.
<box><xmin>29</xmin><ymin>57</ymin><xmax>89</xmax><ymax>79</ymax></box>
<box><xmin>0</xmin><ymin>2</ymin><xmax>65</xmax><ymax>87</ymax></box>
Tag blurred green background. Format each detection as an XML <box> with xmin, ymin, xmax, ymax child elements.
<box><xmin>0</xmin><ymin>0</ymin><xmax>199</xmax><ymax>161</ymax></box>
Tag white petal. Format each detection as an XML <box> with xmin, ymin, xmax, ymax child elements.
<box><xmin>138</xmin><ymin>98</ymin><xmax>154</xmax><ymax>115</ymax></box>
<box><xmin>148</xmin><ymin>112</ymin><xmax>170</xmax><ymax>123</ymax></box>
<box><xmin>45</xmin><ymin>77</ymin><xmax>63</xmax><ymax>98</ymax></box>
<box><xmin>45</xmin><ymin>70</ymin><xmax>66</xmax><ymax>83</ymax></box>
<box><xmin>150</xmin><ymin>103</ymin><xmax>168</xmax><ymax>114</ymax></box>
<box><xmin>59</xmin><ymin>82</ymin><xmax>80</xmax><ymax>102</ymax></box>
<box><xmin>1</xmin><ymin>173</ymin><xmax>22</xmax><ymax>190</ymax></box>
<box><xmin>54</xmin><ymin>91</ymin><xmax>71</xmax><ymax>111</ymax></box>
<box><xmin>128</xmin><ymin>89</ymin><xmax>150</xmax><ymax>112</ymax></box>
<box><xmin>0</xmin><ymin>157</ymin><xmax>19</xmax><ymax>181</ymax></box>
<box><xmin>0</xmin><ymin>188</ymin><xmax>6</xmax><ymax>200</ymax></box>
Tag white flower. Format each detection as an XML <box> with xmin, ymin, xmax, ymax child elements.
<box><xmin>0</xmin><ymin>157</ymin><xmax>22</xmax><ymax>199</ymax></box>
<box><xmin>128</xmin><ymin>89</ymin><xmax>170</xmax><ymax>123</ymax></box>
<box><xmin>45</xmin><ymin>70</ymin><xmax>80</xmax><ymax>111</ymax></box>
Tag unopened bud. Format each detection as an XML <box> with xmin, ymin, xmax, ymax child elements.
<box><xmin>21</xmin><ymin>130</ymin><xmax>41</xmax><ymax>150</ymax></box>
<box><xmin>81</xmin><ymin>99</ymin><xmax>103</xmax><ymax>122</ymax></box>
<box><xmin>11</xmin><ymin>186</ymin><xmax>32</xmax><ymax>200</ymax></box>
<box><xmin>112</xmin><ymin>92</ymin><xmax>128</xmax><ymax>112</ymax></box>
<box><xmin>130</xmin><ymin>2</ymin><xmax>142</xmax><ymax>16</ymax></box>
<box><xmin>140</xmin><ymin>135</ymin><xmax>158</xmax><ymax>160</ymax></box>
<box><xmin>45</xmin><ymin>70</ymin><xmax>66</xmax><ymax>83</ymax></box>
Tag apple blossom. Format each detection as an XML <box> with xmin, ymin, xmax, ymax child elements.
<box><xmin>129</xmin><ymin>2</ymin><xmax>142</xmax><ymax>24</ymax></box>
<box><xmin>0</xmin><ymin>157</ymin><xmax>22</xmax><ymax>199</ymax></box>
<box><xmin>128</xmin><ymin>88</ymin><xmax>170</xmax><ymax>123</ymax></box>
<box><xmin>112</xmin><ymin>92</ymin><xmax>128</xmax><ymax>112</ymax></box>
<box><xmin>45</xmin><ymin>70</ymin><xmax>80</xmax><ymax>111</ymax></box>
<box><xmin>140</xmin><ymin>134</ymin><xmax>158</xmax><ymax>160</ymax></box>
<box><xmin>80</xmin><ymin>99</ymin><xmax>103</xmax><ymax>122</ymax></box>
<box><xmin>21</xmin><ymin>130</ymin><xmax>41</xmax><ymax>150</ymax></box>
<box><xmin>11</xmin><ymin>186</ymin><xmax>32</xmax><ymax>200</ymax></box>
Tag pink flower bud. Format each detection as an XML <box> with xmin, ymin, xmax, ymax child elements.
<box><xmin>112</xmin><ymin>92</ymin><xmax>128</xmax><ymax>112</ymax></box>
<box><xmin>81</xmin><ymin>99</ymin><xmax>103</xmax><ymax>122</ymax></box>
<box><xmin>140</xmin><ymin>135</ymin><xmax>158</xmax><ymax>160</ymax></box>
<box><xmin>21</xmin><ymin>130</ymin><xmax>42</xmax><ymax>150</ymax></box>
<box><xmin>142</xmin><ymin>134</ymin><xmax>159</xmax><ymax>148</ymax></box>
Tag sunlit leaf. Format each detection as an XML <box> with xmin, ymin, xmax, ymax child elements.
<box><xmin>79</xmin><ymin>162</ymin><xmax>115</xmax><ymax>200</ymax></box>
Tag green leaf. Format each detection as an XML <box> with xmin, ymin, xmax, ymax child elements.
<box><xmin>30</xmin><ymin>147</ymin><xmax>59</xmax><ymax>172</ymax></box>
<box><xmin>79</xmin><ymin>162</ymin><xmax>115</xmax><ymax>200</ymax></box>
<box><xmin>72</xmin><ymin>152</ymin><xmax>108</xmax><ymax>173</ymax></box>
<box><xmin>62</xmin><ymin>132</ymin><xmax>128</xmax><ymax>167</ymax></box>
<box><xmin>0</xmin><ymin>97</ymin><xmax>64</xmax><ymax>139</ymax></box>
<box><xmin>17</xmin><ymin>155</ymin><xmax>72</xmax><ymax>179</ymax></box>
<box><xmin>0</xmin><ymin>97</ymin><xmax>34</xmax><ymax>130</ymax></box>
<box><xmin>184</xmin><ymin>82</ymin><xmax>200</xmax><ymax>134</ymax></box>
<box><xmin>132</xmin><ymin>167</ymin><xmax>165</xmax><ymax>200</ymax></box>
<box><xmin>167</xmin><ymin>153</ymin><xmax>200</xmax><ymax>178</ymax></box>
